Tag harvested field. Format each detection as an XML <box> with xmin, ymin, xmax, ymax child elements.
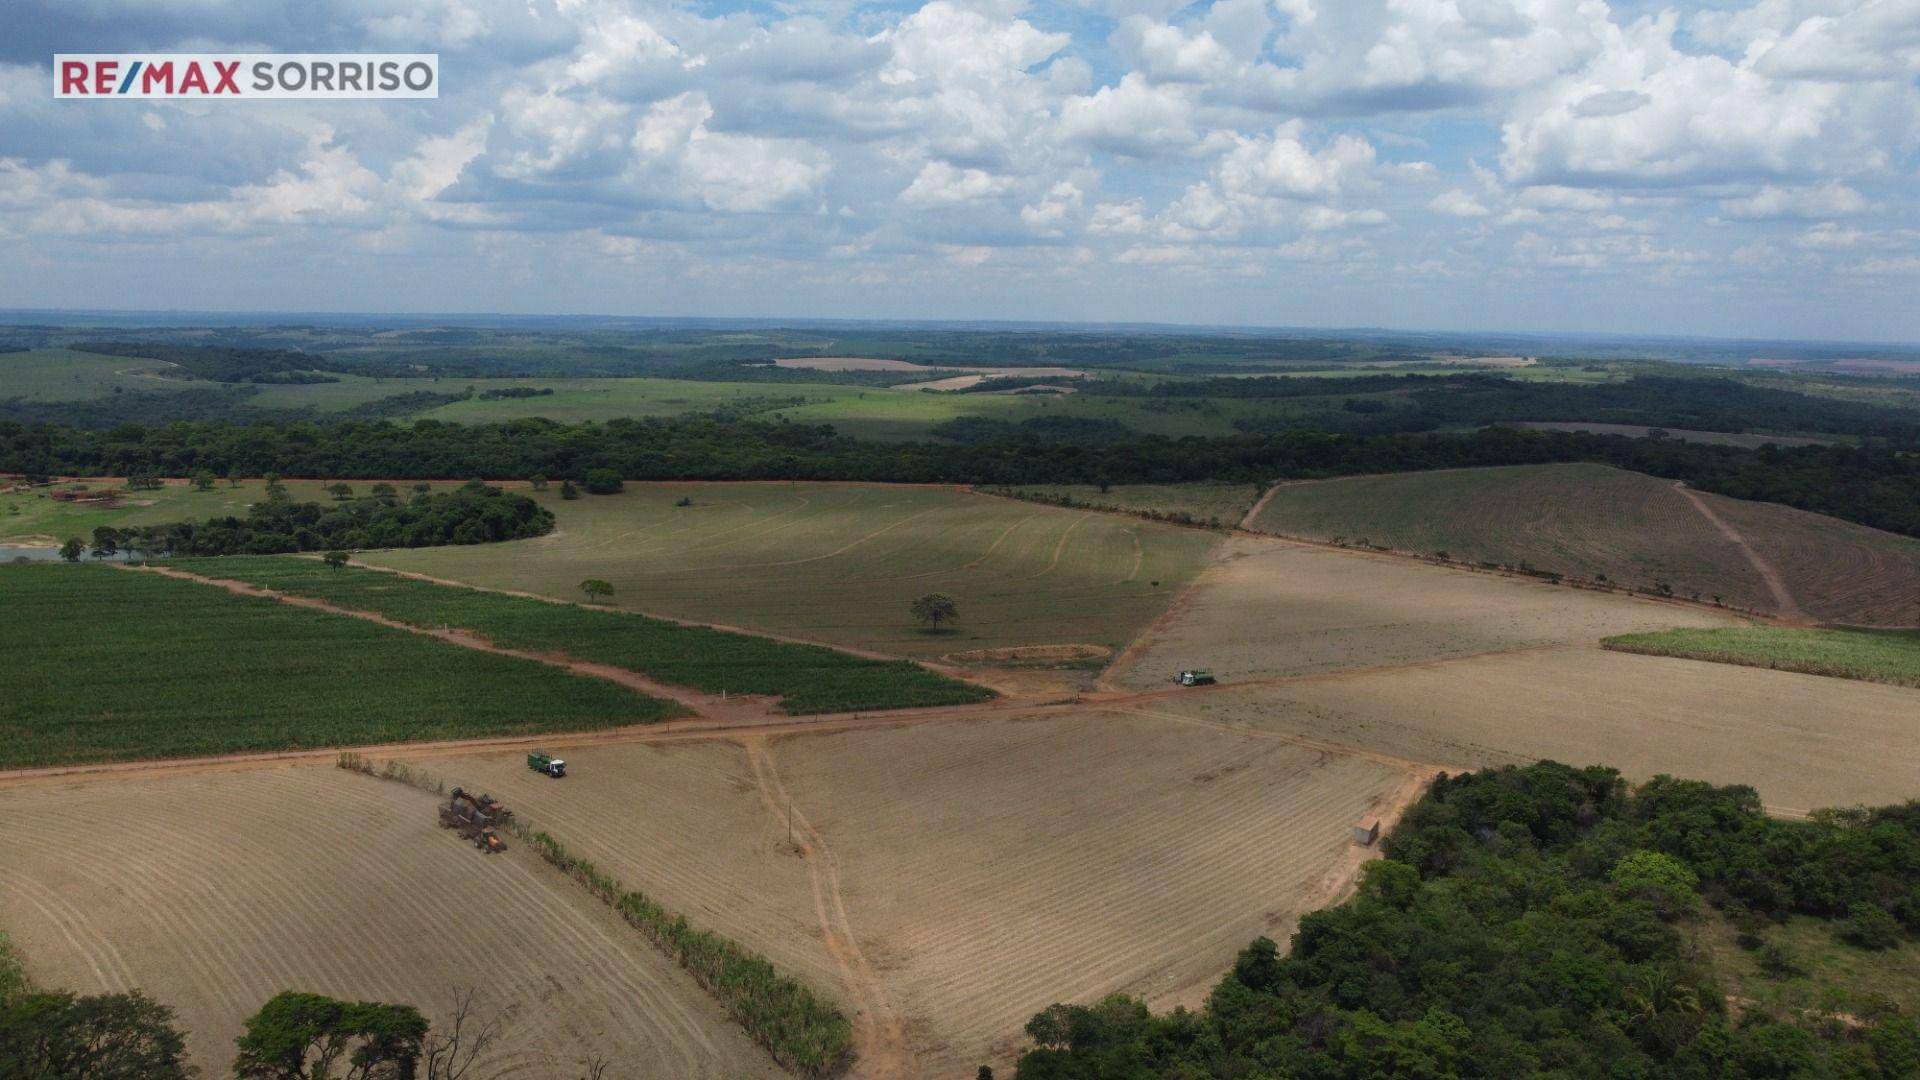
<box><xmin>1109</xmin><ymin>534</ymin><xmax>1734</xmax><ymax>691</ymax></box>
<box><xmin>0</xmin><ymin>767</ymin><xmax>782</xmax><ymax>1078</ymax></box>
<box><xmin>407</xmin><ymin>740</ymin><xmax>840</xmax><ymax>1004</ymax></box>
<box><xmin>769</xmin><ymin>713</ymin><xmax>1406</xmax><ymax>1075</ymax></box>
<box><xmin>0</xmin><ymin>563</ymin><xmax>669</xmax><ymax>768</ymax></box>
<box><xmin>1248</xmin><ymin>463</ymin><xmax>1920</xmax><ymax>624</ymax></box>
<box><xmin>1155</xmin><ymin>645</ymin><xmax>1920</xmax><ymax>812</ymax></box>
<box><xmin>364</xmin><ymin>483</ymin><xmax>1218</xmax><ymax>660</ymax></box>
<box><xmin>414</xmin><ymin>713</ymin><xmax>1408</xmax><ymax>1077</ymax></box>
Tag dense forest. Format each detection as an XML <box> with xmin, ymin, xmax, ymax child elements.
<box><xmin>6</xmin><ymin>418</ymin><xmax>1920</xmax><ymax>538</ymax></box>
<box><xmin>1015</xmin><ymin>762</ymin><xmax>1920</xmax><ymax>1079</ymax></box>
<box><xmin>1088</xmin><ymin>373</ymin><xmax>1920</xmax><ymax>444</ymax></box>
<box><xmin>80</xmin><ymin>481</ymin><xmax>552</xmax><ymax>557</ymax></box>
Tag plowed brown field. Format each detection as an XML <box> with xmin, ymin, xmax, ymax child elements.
<box><xmin>0</xmin><ymin>768</ymin><xmax>782</xmax><ymax>1079</ymax></box>
<box><xmin>1152</xmin><ymin>646</ymin><xmax>1920</xmax><ymax>814</ymax></box>
<box><xmin>1108</xmin><ymin>534</ymin><xmax>1735</xmax><ymax>691</ymax></box>
<box><xmin>413</xmin><ymin>713</ymin><xmax>1409</xmax><ymax>1077</ymax></box>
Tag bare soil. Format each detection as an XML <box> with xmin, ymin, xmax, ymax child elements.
<box><xmin>0</xmin><ymin>767</ymin><xmax>782</xmax><ymax>1078</ymax></box>
<box><xmin>1155</xmin><ymin>645</ymin><xmax>1920</xmax><ymax>814</ymax></box>
<box><xmin>1107</xmin><ymin>535</ymin><xmax>1735</xmax><ymax>691</ymax></box>
<box><xmin>764</xmin><ymin>711</ymin><xmax>1409</xmax><ymax>1076</ymax></box>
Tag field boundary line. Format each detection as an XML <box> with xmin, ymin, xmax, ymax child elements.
<box><xmin>744</xmin><ymin>739</ymin><xmax>914</xmax><ymax>1080</ymax></box>
<box><xmin>1671</xmin><ymin>481</ymin><xmax>1809</xmax><ymax>623</ymax></box>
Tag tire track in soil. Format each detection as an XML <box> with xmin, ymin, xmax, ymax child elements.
<box><xmin>1672</xmin><ymin>481</ymin><xmax>1809</xmax><ymax>623</ymax></box>
<box><xmin>741</xmin><ymin>737</ymin><xmax>914</xmax><ymax>1080</ymax></box>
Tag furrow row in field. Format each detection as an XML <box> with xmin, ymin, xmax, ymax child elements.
<box><xmin>0</xmin><ymin>768</ymin><xmax>782</xmax><ymax>1078</ymax></box>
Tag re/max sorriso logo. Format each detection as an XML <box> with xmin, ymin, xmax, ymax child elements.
<box><xmin>55</xmin><ymin>54</ymin><xmax>437</xmax><ymax>100</ymax></box>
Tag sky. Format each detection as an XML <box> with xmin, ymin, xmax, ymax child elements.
<box><xmin>2</xmin><ymin>0</ymin><xmax>1918</xmax><ymax>341</ymax></box>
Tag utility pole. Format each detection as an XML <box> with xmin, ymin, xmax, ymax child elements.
<box><xmin>787</xmin><ymin>800</ymin><xmax>793</xmax><ymax>847</ymax></box>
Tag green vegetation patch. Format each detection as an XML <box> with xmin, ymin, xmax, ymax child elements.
<box><xmin>0</xmin><ymin>564</ymin><xmax>677</xmax><ymax>768</ymax></box>
<box><xmin>173</xmin><ymin>557</ymin><xmax>993</xmax><ymax>714</ymax></box>
<box><xmin>1604</xmin><ymin>626</ymin><xmax>1920</xmax><ymax>688</ymax></box>
<box><xmin>1015</xmin><ymin>763</ymin><xmax>1920</xmax><ymax>1078</ymax></box>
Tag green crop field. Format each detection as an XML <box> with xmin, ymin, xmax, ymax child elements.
<box><xmin>1603</xmin><ymin>626</ymin><xmax>1920</xmax><ymax>688</ymax></box>
<box><xmin>0</xmin><ymin>563</ymin><xmax>677</xmax><ymax>768</ymax></box>
<box><xmin>360</xmin><ymin>482</ymin><xmax>1220</xmax><ymax>659</ymax></box>
<box><xmin>169</xmin><ymin>556</ymin><xmax>993</xmax><ymax>714</ymax></box>
<box><xmin>1249</xmin><ymin>463</ymin><xmax>1920</xmax><ymax>626</ymax></box>
<box><xmin>0</xmin><ymin>348</ymin><xmax>192</xmax><ymax>401</ymax></box>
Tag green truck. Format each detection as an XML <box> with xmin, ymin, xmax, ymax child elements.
<box><xmin>527</xmin><ymin>751</ymin><xmax>566</xmax><ymax>778</ymax></box>
<box><xmin>1174</xmin><ymin>669</ymin><xmax>1216</xmax><ymax>687</ymax></box>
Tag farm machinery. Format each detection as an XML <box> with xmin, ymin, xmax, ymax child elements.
<box><xmin>527</xmin><ymin>751</ymin><xmax>566</xmax><ymax>778</ymax></box>
<box><xmin>439</xmin><ymin>787</ymin><xmax>510</xmax><ymax>854</ymax></box>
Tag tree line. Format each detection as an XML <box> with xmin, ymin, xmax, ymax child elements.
<box><xmin>1087</xmin><ymin>372</ymin><xmax>1920</xmax><ymax>444</ymax></box>
<box><xmin>7</xmin><ymin>416</ymin><xmax>1920</xmax><ymax>537</ymax></box>
<box><xmin>1015</xmin><ymin>762</ymin><xmax>1920</xmax><ymax>1078</ymax></box>
<box><xmin>68</xmin><ymin>480</ymin><xmax>553</xmax><ymax>559</ymax></box>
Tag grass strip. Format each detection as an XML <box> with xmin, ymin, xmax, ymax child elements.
<box><xmin>0</xmin><ymin>564</ymin><xmax>679</xmax><ymax>769</ymax></box>
<box><xmin>176</xmin><ymin>557</ymin><xmax>993</xmax><ymax>714</ymax></box>
<box><xmin>1603</xmin><ymin>626</ymin><xmax>1920</xmax><ymax>688</ymax></box>
<box><xmin>339</xmin><ymin>753</ymin><xmax>854</xmax><ymax>1076</ymax></box>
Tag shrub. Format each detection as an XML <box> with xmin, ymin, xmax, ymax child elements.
<box><xmin>582</xmin><ymin>469</ymin><xmax>624</xmax><ymax>495</ymax></box>
<box><xmin>1840</xmin><ymin>904</ymin><xmax>1904</xmax><ymax>951</ymax></box>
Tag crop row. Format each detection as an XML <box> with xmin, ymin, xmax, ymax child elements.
<box><xmin>174</xmin><ymin>557</ymin><xmax>994</xmax><ymax>714</ymax></box>
<box><xmin>0</xmin><ymin>564</ymin><xmax>678</xmax><ymax>768</ymax></box>
<box><xmin>1603</xmin><ymin>626</ymin><xmax>1920</xmax><ymax>689</ymax></box>
<box><xmin>338</xmin><ymin>753</ymin><xmax>854</xmax><ymax>1075</ymax></box>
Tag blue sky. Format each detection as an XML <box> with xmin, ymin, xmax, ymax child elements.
<box><xmin>2</xmin><ymin>0</ymin><xmax>1918</xmax><ymax>340</ymax></box>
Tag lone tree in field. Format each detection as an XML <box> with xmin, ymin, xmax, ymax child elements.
<box><xmin>370</xmin><ymin>482</ymin><xmax>398</xmax><ymax>504</ymax></box>
<box><xmin>191</xmin><ymin>470</ymin><xmax>217</xmax><ymax>492</ymax></box>
<box><xmin>529</xmin><ymin>474</ymin><xmax>549</xmax><ymax>491</ymax></box>
<box><xmin>58</xmin><ymin>537</ymin><xmax>84</xmax><ymax>562</ymax></box>
<box><xmin>91</xmin><ymin>526</ymin><xmax>120</xmax><ymax>559</ymax></box>
<box><xmin>580</xmin><ymin>578</ymin><xmax>614</xmax><ymax>603</ymax></box>
<box><xmin>326</xmin><ymin>482</ymin><xmax>354</xmax><ymax>502</ymax></box>
<box><xmin>322</xmin><ymin>550</ymin><xmax>351</xmax><ymax>570</ymax></box>
<box><xmin>559</xmin><ymin>479</ymin><xmax>580</xmax><ymax>500</ymax></box>
<box><xmin>911</xmin><ymin>593</ymin><xmax>959</xmax><ymax>631</ymax></box>
<box><xmin>231</xmin><ymin>990</ymin><xmax>428</xmax><ymax>1080</ymax></box>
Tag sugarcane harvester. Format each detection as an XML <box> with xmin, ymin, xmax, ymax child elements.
<box><xmin>439</xmin><ymin>787</ymin><xmax>509</xmax><ymax>853</ymax></box>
